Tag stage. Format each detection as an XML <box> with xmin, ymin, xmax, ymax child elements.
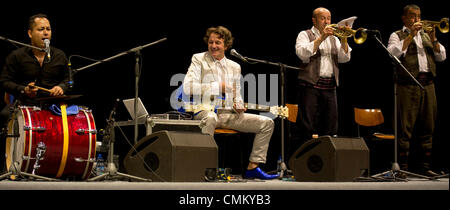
<box><xmin>1</xmin><ymin>176</ymin><xmax>447</xmax><ymax>208</ymax></box>
<box><xmin>1</xmin><ymin>177</ymin><xmax>447</xmax><ymax>190</ymax></box>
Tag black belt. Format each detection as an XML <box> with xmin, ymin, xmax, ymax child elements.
<box><xmin>397</xmin><ymin>73</ymin><xmax>434</xmax><ymax>86</ymax></box>
<box><xmin>417</xmin><ymin>73</ymin><xmax>434</xmax><ymax>86</ymax></box>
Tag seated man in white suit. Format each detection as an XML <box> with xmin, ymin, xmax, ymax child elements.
<box><xmin>183</xmin><ymin>26</ymin><xmax>278</xmax><ymax>179</ymax></box>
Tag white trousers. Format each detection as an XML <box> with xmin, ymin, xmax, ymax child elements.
<box><xmin>194</xmin><ymin>111</ymin><xmax>274</xmax><ymax>164</ymax></box>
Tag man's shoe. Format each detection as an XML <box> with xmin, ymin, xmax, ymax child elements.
<box><xmin>245</xmin><ymin>167</ymin><xmax>279</xmax><ymax>180</ymax></box>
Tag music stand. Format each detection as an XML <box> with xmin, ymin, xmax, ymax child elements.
<box><xmin>368</xmin><ymin>32</ymin><xmax>436</xmax><ymax>181</ymax></box>
<box><xmin>87</xmin><ymin>99</ymin><xmax>151</xmax><ymax>181</ymax></box>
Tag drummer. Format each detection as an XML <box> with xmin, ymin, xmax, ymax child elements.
<box><xmin>0</xmin><ymin>13</ymin><xmax>70</xmax><ymax>172</ymax></box>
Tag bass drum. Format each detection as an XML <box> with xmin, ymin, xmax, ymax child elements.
<box><xmin>5</xmin><ymin>105</ymin><xmax>96</xmax><ymax>180</ymax></box>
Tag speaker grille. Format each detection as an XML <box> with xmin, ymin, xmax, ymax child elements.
<box><xmin>143</xmin><ymin>152</ymin><xmax>159</xmax><ymax>172</ymax></box>
<box><xmin>307</xmin><ymin>155</ymin><xmax>323</xmax><ymax>173</ymax></box>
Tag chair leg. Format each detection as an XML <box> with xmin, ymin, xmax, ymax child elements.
<box><xmin>357</xmin><ymin>124</ymin><xmax>360</xmax><ymax>138</ymax></box>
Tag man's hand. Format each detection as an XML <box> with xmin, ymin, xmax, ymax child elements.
<box><xmin>320</xmin><ymin>25</ymin><xmax>334</xmax><ymax>41</ymax></box>
<box><xmin>49</xmin><ymin>86</ymin><xmax>64</xmax><ymax>96</ymax></box>
<box><xmin>220</xmin><ymin>82</ymin><xmax>233</xmax><ymax>95</ymax></box>
<box><xmin>24</xmin><ymin>82</ymin><xmax>38</xmax><ymax>98</ymax></box>
<box><xmin>410</xmin><ymin>21</ymin><xmax>423</xmax><ymax>37</ymax></box>
<box><xmin>233</xmin><ymin>102</ymin><xmax>247</xmax><ymax>114</ymax></box>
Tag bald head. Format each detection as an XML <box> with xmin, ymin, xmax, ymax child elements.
<box><xmin>312</xmin><ymin>7</ymin><xmax>331</xmax><ymax>31</ymax></box>
<box><xmin>313</xmin><ymin>7</ymin><xmax>331</xmax><ymax>18</ymax></box>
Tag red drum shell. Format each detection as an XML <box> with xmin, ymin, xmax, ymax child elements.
<box><xmin>6</xmin><ymin>106</ymin><xmax>96</xmax><ymax>180</ymax></box>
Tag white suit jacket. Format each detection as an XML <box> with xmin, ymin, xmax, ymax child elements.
<box><xmin>183</xmin><ymin>51</ymin><xmax>243</xmax><ymax>108</ymax></box>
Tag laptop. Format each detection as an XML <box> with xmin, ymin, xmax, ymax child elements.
<box><xmin>123</xmin><ymin>98</ymin><xmax>149</xmax><ymax>120</ymax></box>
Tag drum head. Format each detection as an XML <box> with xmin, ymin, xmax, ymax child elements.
<box><xmin>5</xmin><ymin>109</ymin><xmax>26</xmax><ymax>172</ymax></box>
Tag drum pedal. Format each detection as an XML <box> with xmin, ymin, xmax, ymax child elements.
<box><xmin>31</xmin><ymin>142</ymin><xmax>46</xmax><ymax>175</ymax></box>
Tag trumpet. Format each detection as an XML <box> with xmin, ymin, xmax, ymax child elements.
<box><xmin>328</xmin><ymin>24</ymin><xmax>368</xmax><ymax>44</ymax></box>
<box><xmin>420</xmin><ymin>18</ymin><xmax>449</xmax><ymax>33</ymax></box>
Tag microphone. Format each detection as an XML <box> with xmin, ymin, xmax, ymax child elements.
<box><xmin>68</xmin><ymin>62</ymin><xmax>73</xmax><ymax>90</ymax></box>
<box><xmin>362</xmin><ymin>29</ymin><xmax>380</xmax><ymax>34</ymax></box>
<box><xmin>44</xmin><ymin>39</ymin><xmax>51</xmax><ymax>60</ymax></box>
<box><xmin>230</xmin><ymin>49</ymin><xmax>248</xmax><ymax>63</ymax></box>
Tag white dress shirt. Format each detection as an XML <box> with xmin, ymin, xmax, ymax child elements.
<box><xmin>387</xmin><ymin>26</ymin><xmax>446</xmax><ymax>72</ymax></box>
<box><xmin>295</xmin><ymin>26</ymin><xmax>352</xmax><ymax>78</ymax></box>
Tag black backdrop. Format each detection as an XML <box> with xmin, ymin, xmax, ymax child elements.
<box><xmin>0</xmin><ymin>0</ymin><xmax>448</xmax><ymax>173</ymax></box>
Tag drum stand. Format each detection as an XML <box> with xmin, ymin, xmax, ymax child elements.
<box><xmin>0</xmin><ymin>102</ymin><xmax>58</xmax><ymax>181</ymax></box>
<box><xmin>88</xmin><ymin>102</ymin><xmax>151</xmax><ymax>182</ymax></box>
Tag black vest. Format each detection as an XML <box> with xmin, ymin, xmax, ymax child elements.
<box><xmin>395</xmin><ymin>30</ymin><xmax>436</xmax><ymax>81</ymax></box>
<box><xmin>298</xmin><ymin>30</ymin><xmax>340</xmax><ymax>86</ymax></box>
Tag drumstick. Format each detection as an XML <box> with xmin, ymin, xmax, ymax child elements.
<box><xmin>29</xmin><ymin>84</ymin><xmax>52</xmax><ymax>93</ymax></box>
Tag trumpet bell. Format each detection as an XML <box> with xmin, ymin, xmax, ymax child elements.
<box><xmin>438</xmin><ymin>18</ymin><xmax>449</xmax><ymax>33</ymax></box>
<box><xmin>354</xmin><ymin>28</ymin><xmax>367</xmax><ymax>44</ymax></box>
<box><xmin>421</xmin><ymin>18</ymin><xmax>449</xmax><ymax>33</ymax></box>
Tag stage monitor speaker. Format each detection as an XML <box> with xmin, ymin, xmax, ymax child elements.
<box><xmin>288</xmin><ymin>136</ymin><xmax>369</xmax><ymax>182</ymax></box>
<box><xmin>123</xmin><ymin>130</ymin><xmax>218</xmax><ymax>182</ymax></box>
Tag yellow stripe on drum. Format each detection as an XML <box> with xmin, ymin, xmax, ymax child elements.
<box><xmin>56</xmin><ymin>104</ymin><xmax>70</xmax><ymax>178</ymax></box>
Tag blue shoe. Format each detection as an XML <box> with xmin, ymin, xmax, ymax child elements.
<box><xmin>245</xmin><ymin>167</ymin><xmax>279</xmax><ymax>180</ymax></box>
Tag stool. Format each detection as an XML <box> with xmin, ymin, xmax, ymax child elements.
<box><xmin>214</xmin><ymin>128</ymin><xmax>248</xmax><ymax>175</ymax></box>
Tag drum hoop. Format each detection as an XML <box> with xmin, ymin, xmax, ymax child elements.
<box><xmin>81</xmin><ymin>109</ymin><xmax>95</xmax><ymax>179</ymax></box>
<box><xmin>5</xmin><ymin>108</ymin><xmax>26</xmax><ymax>172</ymax></box>
<box><xmin>23</xmin><ymin>107</ymin><xmax>33</xmax><ymax>172</ymax></box>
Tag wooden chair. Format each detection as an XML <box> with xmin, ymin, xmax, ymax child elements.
<box><xmin>354</xmin><ymin>108</ymin><xmax>394</xmax><ymax>140</ymax></box>
<box><xmin>215</xmin><ymin>128</ymin><xmax>239</xmax><ymax>134</ymax></box>
<box><xmin>214</xmin><ymin>128</ymin><xmax>248</xmax><ymax>174</ymax></box>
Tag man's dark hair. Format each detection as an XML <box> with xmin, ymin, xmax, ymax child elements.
<box><xmin>29</xmin><ymin>13</ymin><xmax>49</xmax><ymax>30</ymax></box>
<box><xmin>203</xmin><ymin>26</ymin><xmax>234</xmax><ymax>49</ymax></box>
<box><xmin>403</xmin><ymin>4</ymin><xmax>420</xmax><ymax>16</ymax></box>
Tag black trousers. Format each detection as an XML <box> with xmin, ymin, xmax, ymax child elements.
<box><xmin>297</xmin><ymin>84</ymin><xmax>338</xmax><ymax>141</ymax></box>
<box><xmin>397</xmin><ymin>82</ymin><xmax>436</xmax><ymax>170</ymax></box>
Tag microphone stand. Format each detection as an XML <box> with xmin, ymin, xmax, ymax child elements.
<box><xmin>73</xmin><ymin>38</ymin><xmax>166</xmax><ymax>182</ymax></box>
<box><xmin>88</xmin><ymin>99</ymin><xmax>151</xmax><ymax>182</ymax></box>
<box><xmin>73</xmin><ymin>38</ymin><xmax>167</xmax><ymax>145</ymax></box>
<box><xmin>0</xmin><ymin>35</ymin><xmax>46</xmax><ymax>52</ymax></box>
<box><xmin>368</xmin><ymin>33</ymin><xmax>435</xmax><ymax>181</ymax></box>
<box><xmin>243</xmin><ymin>56</ymin><xmax>300</xmax><ymax>178</ymax></box>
